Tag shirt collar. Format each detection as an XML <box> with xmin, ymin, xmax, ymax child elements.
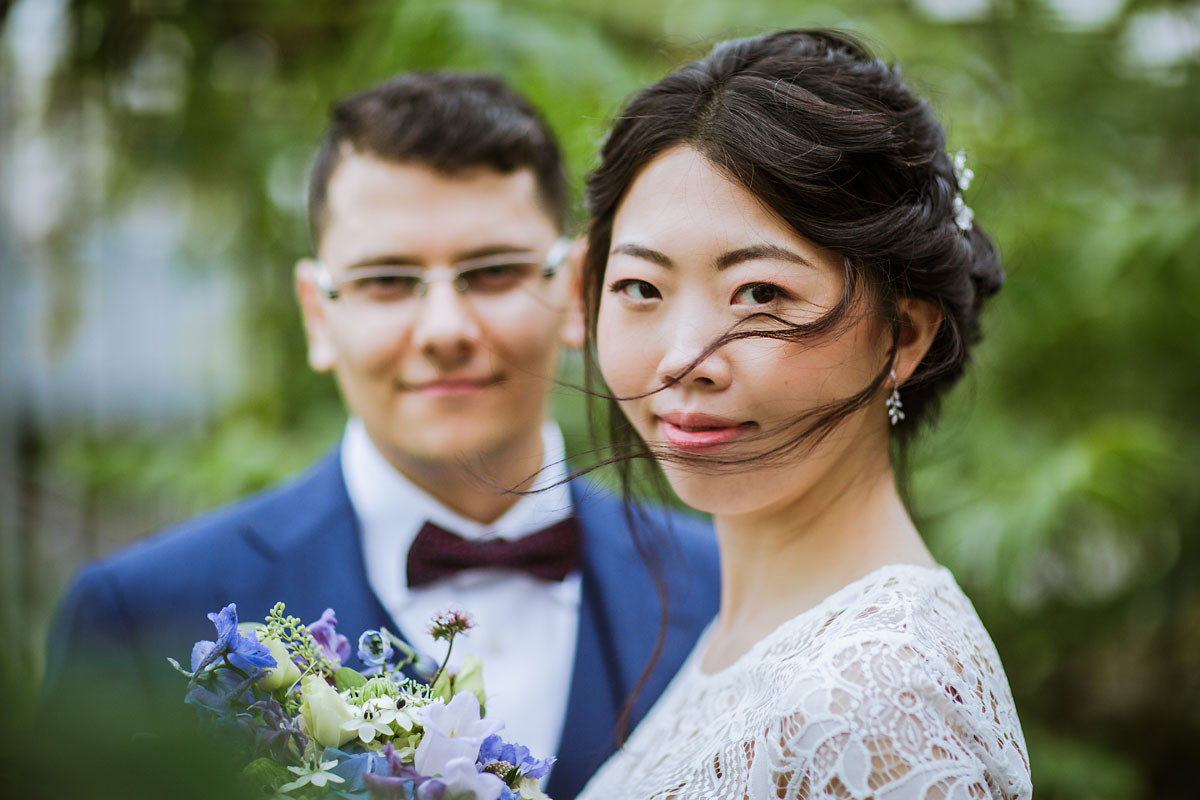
<box><xmin>341</xmin><ymin>417</ymin><xmax>574</xmax><ymax>579</ymax></box>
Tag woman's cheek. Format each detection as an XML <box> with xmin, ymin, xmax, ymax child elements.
<box><xmin>598</xmin><ymin>320</ymin><xmax>654</xmax><ymax>399</ymax></box>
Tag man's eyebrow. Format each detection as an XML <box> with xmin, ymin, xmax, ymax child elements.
<box><xmin>343</xmin><ymin>244</ymin><xmax>541</xmax><ymax>271</ymax></box>
<box><xmin>454</xmin><ymin>244</ymin><xmax>543</xmax><ymax>262</ymax></box>
<box><xmin>610</xmin><ymin>242</ymin><xmax>816</xmax><ymax>271</ymax></box>
<box><xmin>344</xmin><ymin>254</ymin><xmax>422</xmax><ymax>270</ymax></box>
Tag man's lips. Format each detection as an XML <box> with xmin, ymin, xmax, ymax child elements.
<box><xmin>401</xmin><ymin>376</ymin><xmax>502</xmax><ymax>396</ymax></box>
<box><xmin>657</xmin><ymin>412</ymin><xmax>755</xmax><ymax>452</ymax></box>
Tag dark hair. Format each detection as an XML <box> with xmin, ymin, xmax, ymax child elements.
<box><xmin>583</xmin><ymin>27</ymin><xmax>1003</xmax><ymax>745</ymax></box>
<box><xmin>583</xmin><ymin>29</ymin><xmax>1003</xmax><ymax>463</ymax></box>
<box><xmin>308</xmin><ymin>71</ymin><xmax>568</xmax><ymax>245</ymax></box>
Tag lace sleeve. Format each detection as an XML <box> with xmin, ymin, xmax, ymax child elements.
<box><xmin>748</xmin><ymin>637</ymin><xmax>1015</xmax><ymax>800</ymax></box>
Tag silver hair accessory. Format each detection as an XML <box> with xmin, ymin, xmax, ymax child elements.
<box><xmin>886</xmin><ymin>369</ymin><xmax>905</xmax><ymax>426</ymax></box>
<box><xmin>951</xmin><ymin>150</ymin><xmax>975</xmax><ymax>232</ymax></box>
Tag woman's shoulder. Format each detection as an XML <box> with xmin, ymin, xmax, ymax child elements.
<box><xmin>747</xmin><ymin>564</ymin><xmax>1031</xmax><ymax>799</ymax></box>
<box><xmin>754</xmin><ymin>564</ymin><xmax>1010</xmax><ymax>705</ymax></box>
<box><xmin>771</xmin><ymin>564</ymin><xmax>990</xmax><ymax>658</ymax></box>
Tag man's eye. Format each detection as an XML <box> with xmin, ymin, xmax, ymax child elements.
<box><xmin>461</xmin><ymin>263</ymin><xmax>530</xmax><ymax>293</ymax></box>
<box><xmin>609</xmin><ymin>279</ymin><xmax>662</xmax><ymax>301</ymax></box>
<box><xmin>733</xmin><ymin>283</ymin><xmax>784</xmax><ymax>305</ymax></box>
<box><xmin>353</xmin><ymin>274</ymin><xmax>420</xmax><ymax>299</ymax></box>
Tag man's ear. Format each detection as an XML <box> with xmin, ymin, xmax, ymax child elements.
<box><xmin>893</xmin><ymin>297</ymin><xmax>942</xmax><ymax>384</ymax></box>
<box><xmin>295</xmin><ymin>259</ymin><xmax>337</xmax><ymax>372</ymax></box>
<box><xmin>559</xmin><ymin>236</ymin><xmax>588</xmax><ymax>350</ymax></box>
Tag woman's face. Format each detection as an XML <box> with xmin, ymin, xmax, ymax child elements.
<box><xmin>596</xmin><ymin>146</ymin><xmax>892</xmax><ymax>516</ymax></box>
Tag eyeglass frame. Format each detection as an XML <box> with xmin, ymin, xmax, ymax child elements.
<box><xmin>310</xmin><ymin>237</ymin><xmax>573</xmax><ymax>302</ymax></box>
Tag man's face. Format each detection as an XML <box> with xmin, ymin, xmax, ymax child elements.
<box><xmin>298</xmin><ymin>151</ymin><xmax>567</xmax><ymax>473</ymax></box>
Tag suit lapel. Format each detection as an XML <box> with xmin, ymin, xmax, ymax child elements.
<box><xmin>239</xmin><ymin>451</ymin><xmax>405</xmax><ymax>669</ymax></box>
<box><xmin>546</xmin><ymin>483</ymin><xmax>657</xmax><ymax>800</ymax></box>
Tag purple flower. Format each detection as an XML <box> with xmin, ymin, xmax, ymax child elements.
<box><xmin>427</xmin><ymin>610</ymin><xmax>474</xmax><ymax>642</ymax></box>
<box><xmin>190</xmin><ymin>604</ymin><xmax>275</xmax><ymax>675</ymax></box>
<box><xmin>364</xmin><ymin>743</ymin><xmax>430</xmax><ymax>799</ymax></box>
<box><xmin>245</xmin><ymin>698</ymin><xmax>308</xmax><ymax>756</ymax></box>
<box><xmin>308</xmin><ymin>608</ymin><xmax>351</xmax><ymax>666</ymax></box>
<box><xmin>477</xmin><ymin>734</ymin><xmax>556</xmax><ymax>780</ymax></box>
<box><xmin>416</xmin><ymin>758</ymin><xmax>504</xmax><ymax>800</ymax></box>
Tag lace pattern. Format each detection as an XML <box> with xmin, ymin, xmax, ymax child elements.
<box><xmin>578</xmin><ymin>565</ymin><xmax>1031</xmax><ymax>800</ymax></box>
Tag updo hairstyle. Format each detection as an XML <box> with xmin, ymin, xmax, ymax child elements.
<box><xmin>582</xmin><ymin>29</ymin><xmax>1003</xmax><ymax>451</ymax></box>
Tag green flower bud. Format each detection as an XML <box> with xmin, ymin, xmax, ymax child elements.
<box><xmin>298</xmin><ymin>675</ymin><xmax>357</xmax><ymax>749</ymax></box>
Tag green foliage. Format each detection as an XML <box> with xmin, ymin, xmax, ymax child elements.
<box><xmin>332</xmin><ymin>666</ymin><xmax>368</xmax><ymax>693</ymax></box>
<box><xmin>14</xmin><ymin>0</ymin><xmax>1200</xmax><ymax>797</ymax></box>
<box><xmin>264</xmin><ymin>602</ymin><xmax>336</xmax><ymax>678</ymax></box>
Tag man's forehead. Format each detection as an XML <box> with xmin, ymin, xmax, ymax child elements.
<box><xmin>327</xmin><ymin>149</ymin><xmax>540</xmax><ymax>206</ymax></box>
<box><xmin>320</xmin><ymin>152</ymin><xmax>556</xmax><ymax>265</ymax></box>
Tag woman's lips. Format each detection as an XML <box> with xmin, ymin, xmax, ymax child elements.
<box><xmin>657</xmin><ymin>412</ymin><xmax>755</xmax><ymax>452</ymax></box>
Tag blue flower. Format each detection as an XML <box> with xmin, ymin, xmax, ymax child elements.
<box><xmin>190</xmin><ymin>604</ymin><xmax>276</xmax><ymax>675</ymax></box>
<box><xmin>358</xmin><ymin>630</ymin><xmax>394</xmax><ymax>673</ymax></box>
<box><xmin>476</xmin><ymin>734</ymin><xmax>555</xmax><ymax>780</ymax></box>
<box><xmin>185</xmin><ymin>666</ymin><xmax>262</xmax><ymax>716</ymax></box>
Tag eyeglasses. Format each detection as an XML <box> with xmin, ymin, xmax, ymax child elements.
<box><xmin>312</xmin><ymin>238</ymin><xmax>571</xmax><ymax>307</ymax></box>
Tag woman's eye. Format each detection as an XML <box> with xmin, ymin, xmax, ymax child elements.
<box><xmin>733</xmin><ymin>282</ymin><xmax>785</xmax><ymax>305</ymax></box>
<box><xmin>609</xmin><ymin>279</ymin><xmax>662</xmax><ymax>302</ymax></box>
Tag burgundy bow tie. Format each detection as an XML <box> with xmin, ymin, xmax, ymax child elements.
<box><xmin>406</xmin><ymin>518</ymin><xmax>582</xmax><ymax>589</ymax></box>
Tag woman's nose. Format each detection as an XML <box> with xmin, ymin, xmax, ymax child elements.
<box><xmin>655</xmin><ymin>314</ymin><xmax>732</xmax><ymax>392</ymax></box>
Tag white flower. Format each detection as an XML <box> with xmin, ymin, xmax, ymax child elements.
<box><xmin>392</xmin><ymin>701</ymin><xmax>421</xmax><ymax>732</ymax></box>
<box><xmin>342</xmin><ymin>695</ymin><xmax>401</xmax><ymax>744</ymax></box>
<box><xmin>953</xmin><ymin>194</ymin><xmax>975</xmax><ymax>232</ymax></box>
<box><xmin>415</xmin><ymin>692</ymin><xmax>504</xmax><ymax>777</ymax></box>
<box><xmin>278</xmin><ymin>759</ymin><xmax>345</xmax><ymax>793</ymax></box>
<box><xmin>952</xmin><ymin>149</ymin><xmax>974</xmax><ymax>191</ymax></box>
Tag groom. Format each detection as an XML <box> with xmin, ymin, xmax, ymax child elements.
<box><xmin>45</xmin><ymin>72</ymin><xmax>718</xmax><ymax>798</ymax></box>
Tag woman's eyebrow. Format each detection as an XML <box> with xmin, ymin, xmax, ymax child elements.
<box><xmin>715</xmin><ymin>244</ymin><xmax>816</xmax><ymax>271</ymax></box>
<box><xmin>610</xmin><ymin>242</ymin><xmax>673</xmax><ymax>267</ymax></box>
<box><xmin>611</xmin><ymin>242</ymin><xmax>816</xmax><ymax>271</ymax></box>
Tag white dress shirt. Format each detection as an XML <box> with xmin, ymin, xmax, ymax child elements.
<box><xmin>341</xmin><ymin>418</ymin><xmax>580</xmax><ymax>764</ymax></box>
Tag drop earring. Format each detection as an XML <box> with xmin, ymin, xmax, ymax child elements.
<box><xmin>886</xmin><ymin>369</ymin><xmax>905</xmax><ymax>426</ymax></box>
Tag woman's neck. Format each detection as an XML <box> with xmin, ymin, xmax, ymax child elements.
<box><xmin>703</xmin><ymin>442</ymin><xmax>935</xmax><ymax>674</ymax></box>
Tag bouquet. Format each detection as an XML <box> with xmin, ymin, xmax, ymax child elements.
<box><xmin>169</xmin><ymin>602</ymin><xmax>553</xmax><ymax>799</ymax></box>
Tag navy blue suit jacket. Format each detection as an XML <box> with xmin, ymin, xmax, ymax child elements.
<box><xmin>46</xmin><ymin>452</ymin><xmax>720</xmax><ymax>799</ymax></box>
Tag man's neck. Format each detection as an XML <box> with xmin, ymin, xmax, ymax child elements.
<box><xmin>374</xmin><ymin>428</ymin><xmax>549</xmax><ymax>526</ymax></box>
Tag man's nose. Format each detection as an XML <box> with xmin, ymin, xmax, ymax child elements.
<box><xmin>410</xmin><ymin>280</ymin><xmax>483</xmax><ymax>364</ymax></box>
<box><xmin>655</xmin><ymin>312</ymin><xmax>732</xmax><ymax>392</ymax></box>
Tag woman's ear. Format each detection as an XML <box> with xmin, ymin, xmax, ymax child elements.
<box><xmin>893</xmin><ymin>297</ymin><xmax>942</xmax><ymax>384</ymax></box>
<box><xmin>559</xmin><ymin>237</ymin><xmax>588</xmax><ymax>350</ymax></box>
<box><xmin>295</xmin><ymin>259</ymin><xmax>338</xmax><ymax>372</ymax></box>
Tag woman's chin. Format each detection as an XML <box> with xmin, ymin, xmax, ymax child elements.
<box><xmin>662</xmin><ymin>468</ymin><xmax>775</xmax><ymax>518</ymax></box>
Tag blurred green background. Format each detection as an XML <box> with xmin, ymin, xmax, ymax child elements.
<box><xmin>1</xmin><ymin>0</ymin><xmax>1197</xmax><ymax>797</ymax></box>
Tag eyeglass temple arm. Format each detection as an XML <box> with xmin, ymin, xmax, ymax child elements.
<box><xmin>543</xmin><ymin>238</ymin><xmax>572</xmax><ymax>279</ymax></box>
<box><xmin>310</xmin><ymin>261</ymin><xmax>341</xmax><ymax>300</ymax></box>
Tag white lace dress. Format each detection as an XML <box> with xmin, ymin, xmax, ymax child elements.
<box><xmin>578</xmin><ymin>564</ymin><xmax>1031</xmax><ymax>800</ymax></box>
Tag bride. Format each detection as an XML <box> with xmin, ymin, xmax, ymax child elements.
<box><xmin>574</xmin><ymin>30</ymin><xmax>1032</xmax><ymax>800</ymax></box>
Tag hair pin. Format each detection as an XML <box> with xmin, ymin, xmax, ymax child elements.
<box><xmin>952</xmin><ymin>150</ymin><xmax>974</xmax><ymax>232</ymax></box>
